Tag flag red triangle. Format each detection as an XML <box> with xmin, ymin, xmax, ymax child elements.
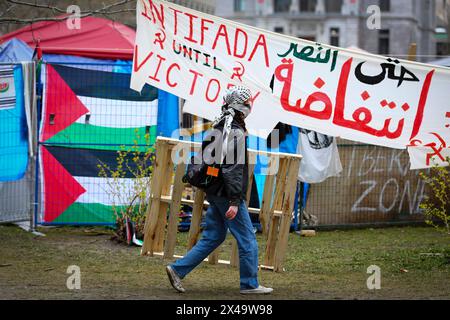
<box><xmin>41</xmin><ymin>146</ymin><xmax>86</xmax><ymax>222</ymax></box>
<box><xmin>41</xmin><ymin>65</ymin><xmax>89</xmax><ymax>142</ymax></box>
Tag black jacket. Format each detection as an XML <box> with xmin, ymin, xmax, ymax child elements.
<box><xmin>201</xmin><ymin>119</ymin><xmax>249</xmax><ymax>206</ymax></box>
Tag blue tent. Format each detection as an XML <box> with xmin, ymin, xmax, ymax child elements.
<box><xmin>0</xmin><ymin>38</ymin><xmax>33</xmax><ymax>63</ymax></box>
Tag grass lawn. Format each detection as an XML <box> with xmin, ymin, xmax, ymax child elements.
<box><xmin>0</xmin><ymin>224</ymin><xmax>449</xmax><ymax>300</ymax></box>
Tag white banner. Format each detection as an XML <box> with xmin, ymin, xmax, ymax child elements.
<box><xmin>131</xmin><ymin>0</ymin><xmax>450</xmax><ymax>168</ymax></box>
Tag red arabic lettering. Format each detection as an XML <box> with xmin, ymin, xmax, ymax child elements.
<box><xmin>333</xmin><ymin>58</ymin><xmax>405</xmax><ymax>139</ymax></box>
<box><xmin>409</xmin><ymin>70</ymin><xmax>435</xmax><ymax>140</ymax></box>
<box><xmin>274</xmin><ymin>58</ymin><xmax>332</xmax><ymax>120</ymax></box>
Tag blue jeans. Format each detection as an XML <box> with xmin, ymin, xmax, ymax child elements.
<box><xmin>170</xmin><ymin>194</ymin><xmax>259</xmax><ymax>290</ymax></box>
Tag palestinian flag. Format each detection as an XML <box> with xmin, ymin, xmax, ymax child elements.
<box><xmin>39</xmin><ymin>145</ymin><xmax>152</xmax><ymax>224</ymax></box>
<box><xmin>40</xmin><ymin>64</ymin><xmax>159</xmax><ymax>150</ymax></box>
<box><xmin>39</xmin><ymin>64</ymin><xmax>158</xmax><ymax>224</ymax></box>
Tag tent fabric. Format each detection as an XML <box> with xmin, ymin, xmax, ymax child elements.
<box><xmin>0</xmin><ymin>16</ymin><xmax>135</xmax><ymax>60</ymax></box>
<box><xmin>0</xmin><ymin>64</ymin><xmax>29</xmax><ymax>182</ymax></box>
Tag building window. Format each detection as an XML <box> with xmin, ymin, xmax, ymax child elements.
<box><xmin>234</xmin><ymin>0</ymin><xmax>245</xmax><ymax>12</ymax></box>
<box><xmin>325</xmin><ymin>0</ymin><xmax>342</xmax><ymax>13</ymax></box>
<box><xmin>379</xmin><ymin>0</ymin><xmax>390</xmax><ymax>12</ymax></box>
<box><xmin>274</xmin><ymin>0</ymin><xmax>291</xmax><ymax>13</ymax></box>
<box><xmin>330</xmin><ymin>28</ymin><xmax>340</xmax><ymax>46</ymax></box>
<box><xmin>378</xmin><ymin>29</ymin><xmax>390</xmax><ymax>55</ymax></box>
<box><xmin>274</xmin><ymin>27</ymin><xmax>284</xmax><ymax>34</ymax></box>
<box><xmin>300</xmin><ymin>0</ymin><xmax>317</xmax><ymax>12</ymax></box>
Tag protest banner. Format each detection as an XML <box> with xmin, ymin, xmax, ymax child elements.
<box><xmin>130</xmin><ymin>0</ymin><xmax>450</xmax><ymax>169</ymax></box>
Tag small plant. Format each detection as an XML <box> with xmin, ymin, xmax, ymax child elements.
<box><xmin>98</xmin><ymin>130</ymin><xmax>155</xmax><ymax>244</ymax></box>
<box><xmin>419</xmin><ymin>157</ymin><xmax>450</xmax><ymax>235</ymax></box>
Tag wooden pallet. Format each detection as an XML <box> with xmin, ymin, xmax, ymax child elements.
<box><xmin>141</xmin><ymin>137</ymin><xmax>302</xmax><ymax>272</ymax></box>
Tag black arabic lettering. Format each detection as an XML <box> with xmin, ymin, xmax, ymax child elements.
<box><xmin>355</xmin><ymin>58</ymin><xmax>420</xmax><ymax>87</ymax></box>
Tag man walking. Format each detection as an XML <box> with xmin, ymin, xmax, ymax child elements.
<box><xmin>166</xmin><ymin>86</ymin><xmax>273</xmax><ymax>295</ymax></box>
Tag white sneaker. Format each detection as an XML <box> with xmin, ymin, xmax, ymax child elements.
<box><xmin>166</xmin><ymin>265</ymin><xmax>185</xmax><ymax>293</ymax></box>
<box><xmin>240</xmin><ymin>285</ymin><xmax>273</xmax><ymax>295</ymax></box>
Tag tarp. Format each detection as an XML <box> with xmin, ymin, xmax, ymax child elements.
<box><xmin>0</xmin><ymin>64</ymin><xmax>28</xmax><ymax>181</ymax></box>
<box><xmin>0</xmin><ymin>16</ymin><xmax>135</xmax><ymax>60</ymax></box>
<box><xmin>0</xmin><ymin>30</ymin><xmax>178</xmax><ymax>225</ymax></box>
<box><xmin>0</xmin><ymin>38</ymin><xmax>34</xmax><ymax>63</ymax></box>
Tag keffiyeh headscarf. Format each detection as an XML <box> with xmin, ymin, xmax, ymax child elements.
<box><xmin>212</xmin><ymin>86</ymin><xmax>252</xmax><ymax>162</ymax></box>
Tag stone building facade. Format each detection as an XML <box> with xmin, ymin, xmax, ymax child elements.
<box><xmin>215</xmin><ymin>0</ymin><xmax>437</xmax><ymax>62</ymax></box>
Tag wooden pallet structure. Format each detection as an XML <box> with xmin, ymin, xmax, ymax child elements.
<box><xmin>141</xmin><ymin>137</ymin><xmax>302</xmax><ymax>272</ymax></box>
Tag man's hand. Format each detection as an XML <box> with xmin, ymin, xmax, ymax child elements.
<box><xmin>225</xmin><ymin>206</ymin><xmax>239</xmax><ymax>220</ymax></box>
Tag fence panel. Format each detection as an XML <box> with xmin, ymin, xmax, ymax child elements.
<box><xmin>304</xmin><ymin>140</ymin><xmax>429</xmax><ymax>227</ymax></box>
<box><xmin>0</xmin><ymin>62</ymin><xmax>34</xmax><ymax>224</ymax></box>
<box><xmin>37</xmin><ymin>62</ymin><xmax>159</xmax><ymax>225</ymax></box>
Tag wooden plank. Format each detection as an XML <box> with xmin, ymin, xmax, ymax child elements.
<box><xmin>187</xmin><ymin>189</ymin><xmax>206</xmax><ymax>250</ymax></box>
<box><xmin>159</xmin><ymin>196</ymin><xmax>282</xmax><ymax>216</ymax></box>
<box><xmin>153</xmin><ymin>144</ymin><xmax>175</xmax><ymax>252</ymax></box>
<box><xmin>164</xmin><ymin>161</ymin><xmax>187</xmax><ymax>259</ymax></box>
<box><xmin>259</xmin><ymin>155</ymin><xmax>276</xmax><ymax>235</ymax></box>
<box><xmin>246</xmin><ymin>152</ymin><xmax>257</xmax><ymax>206</ymax></box>
<box><xmin>141</xmin><ymin>140</ymin><xmax>169</xmax><ymax>256</ymax></box>
<box><xmin>270</xmin><ymin>158</ymin><xmax>290</xmax><ymax>213</ymax></box>
<box><xmin>155</xmin><ymin>136</ymin><xmax>303</xmax><ymax>160</ymax></box>
<box><xmin>230</xmin><ymin>239</ymin><xmax>239</xmax><ymax>268</ymax></box>
<box><xmin>274</xmin><ymin>159</ymin><xmax>301</xmax><ymax>272</ymax></box>
<box><xmin>208</xmin><ymin>248</ymin><xmax>220</xmax><ymax>265</ymax></box>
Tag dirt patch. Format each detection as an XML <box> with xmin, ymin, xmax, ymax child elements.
<box><xmin>0</xmin><ymin>225</ymin><xmax>449</xmax><ymax>300</ymax></box>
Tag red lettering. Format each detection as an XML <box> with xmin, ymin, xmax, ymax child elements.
<box><xmin>234</xmin><ymin>28</ymin><xmax>248</xmax><ymax>59</ymax></box>
<box><xmin>141</xmin><ymin>0</ymin><xmax>152</xmax><ymax>22</ymax></box>
<box><xmin>166</xmin><ymin>63</ymin><xmax>180</xmax><ymax>87</ymax></box>
<box><xmin>212</xmin><ymin>24</ymin><xmax>231</xmax><ymax>56</ymax></box>
<box><xmin>169</xmin><ymin>7</ymin><xmax>182</xmax><ymax>35</ymax></box>
<box><xmin>200</xmin><ymin>18</ymin><xmax>214</xmax><ymax>46</ymax></box>
<box><xmin>133</xmin><ymin>45</ymin><xmax>154</xmax><ymax>73</ymax></box>
<box><xmin>248</xmin><ymin>34</ymin><xmax>270</xmax><ymax>68</ymax></box>
<box><xmin>189</xmin><ymin>69</ymin><xmax>204</xmax><ymax>95</ymax></box>
<box><xmin>409</xmin><ymin>70</ymin><xmax>435</xmax><ymax>140</ymax></box>
<box><xmin>184</xmin><ymin>12</ymin><xmax>199</xmax><ymax>43</ymax></box>
<box><xmin>149</xmin><ymin>54</ymin><xmax>166</xmax><ymax>82</ymax></box>
<box><xmin>206</xmin><ymin>79</ymin><xmax>221</xmax><ymax>103</ymax></box>
<box><xmin>249</xmin><ymin>91</ymin><xmax>261</xmax><ymax>104</ymax></box>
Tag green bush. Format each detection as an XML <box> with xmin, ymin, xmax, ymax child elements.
<box><xmin>419</xmin><ymin>157</ymin><xmax>450</xmax><ymax>235</ymax></box>
<box><xmin>98</xmin><ymin>130</ymin><xmax>155</xmax><ymax>243</ymax></box>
